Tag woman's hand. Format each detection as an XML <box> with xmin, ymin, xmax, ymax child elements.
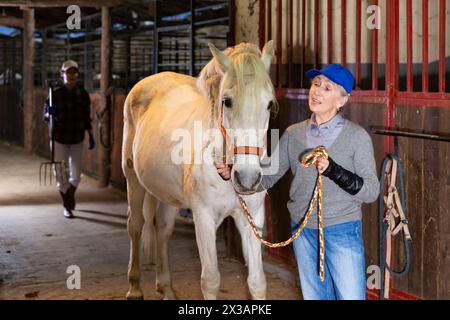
<box><xmin>317</xmin><ymin>157</ymin><xmax>330</xmax><ymax>175</ymax></box>
<box><xmin>216</xmin><ymin>163</ymin><xmax>231</xmax><ymax>180</ymax></box>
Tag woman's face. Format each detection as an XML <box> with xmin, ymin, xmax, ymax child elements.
<box><xmin>308</xmin><ymin>75</ymin><xmax>348</xmax><ymax>117</ymax></box>
<box><xmin>62</xmin><ymin>67</ymin><xmax>79</xmax><ymax>86</ymax></box>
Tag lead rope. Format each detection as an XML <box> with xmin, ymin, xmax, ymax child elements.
<box><xmin>236</xmin><ymin>146</ymin><xmax>329</xmax><ymax>282</ymax></box>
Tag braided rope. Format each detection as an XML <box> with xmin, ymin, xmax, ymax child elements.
<box><xmin>237</xmin><ymin>146</ymin><xmax>328</xmax><ymax>281</ymax></box>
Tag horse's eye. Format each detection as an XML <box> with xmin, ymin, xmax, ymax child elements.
<box><xmin>223</xmin><ymin>98</ymin><xmax>232</xmax><ymax>108</ymax></box>
<box><xmin>267</xmin><ymin>100</ymin><xmax>273</xmax><ymax>110</ymax></box>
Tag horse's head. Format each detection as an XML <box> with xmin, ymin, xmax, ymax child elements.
<box><xmin>208</xmin><ymin>41</ymin><xmax>276</xmax><ymax>194</ymax></box>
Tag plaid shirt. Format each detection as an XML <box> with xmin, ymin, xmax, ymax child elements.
<box><xmin>45</xmin><ymin>84</ymin><xmax>92</xmax><ymax>144</ymax></box>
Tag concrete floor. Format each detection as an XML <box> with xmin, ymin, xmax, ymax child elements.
<box><xmin>0</xmin><ymin>141</ymin><xmax>300</xmax><ymax>300</ymax></box>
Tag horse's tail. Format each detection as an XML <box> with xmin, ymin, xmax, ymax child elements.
<box><xmin>141</xmin><ymin>192</ymin><xmax>157</xmax><ymax>265</ymax></box>
<box><xmin>122</xmin><ymin>90</ymin><xmax>138</xmax><ymax>177</ymax></box>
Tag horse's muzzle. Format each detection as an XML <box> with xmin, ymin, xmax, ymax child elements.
<box><xmin>233</xmin><ymin>169</ymin><xmax>262</xmax><ymax>194</ymax></box>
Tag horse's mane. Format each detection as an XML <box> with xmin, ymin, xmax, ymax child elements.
<box><xmin>196</xmin><ymin>43</ymin><xmax>277</xmax><ymax>126</ymax></box>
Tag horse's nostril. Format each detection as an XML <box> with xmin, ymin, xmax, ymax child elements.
<box><xmin>251</xmin><ymin>172</ymin><xmax>262</xmax><ymax>189</ymax></box>
<box><xmin>234</xmin><ymin>170</ymin><xmax>242</xmax><ymax>185</ymax></box>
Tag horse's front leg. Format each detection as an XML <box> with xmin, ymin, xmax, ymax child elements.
<box><xmin>233</xmin><ymin>201</ymin><xmax>267</xmax><ymax>300</ymax></box>
<box><xmin>192</xmin><ymin>206</ymin><xmax>220</xmax><ymax>300</ymax></box>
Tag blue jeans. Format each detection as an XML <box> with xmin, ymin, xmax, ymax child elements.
<box><xmin>291</xmin><ymin>220</ymin><xmax>366</xmax><ymax>300</ymax></box>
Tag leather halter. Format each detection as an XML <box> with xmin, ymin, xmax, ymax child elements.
<box><xmin>217</xmin><ymin>100</ymin><xmax>263</xmax><ymax>158</ymax></box>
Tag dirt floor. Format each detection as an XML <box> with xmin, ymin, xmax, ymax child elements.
<box><xmin>0</xmin><ymin>141</ymin><xmax>301</xmax><ymax>300</ymax></box>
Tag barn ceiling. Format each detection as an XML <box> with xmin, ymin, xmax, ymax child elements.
<box><xmin>0</xmin><ymin>0</ymin><xmax>228</xmax><ymax>31</ymax></box>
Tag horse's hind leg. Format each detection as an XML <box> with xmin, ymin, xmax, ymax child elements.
<box><xmin>125</xmin><ymin>176</ymin><xmax>146</xmax><ymax>300</ymax></box>
<box><xmin>153</xmin><ymin>202</ymin><xmax>178</xmax><ymax>299</ymax></box>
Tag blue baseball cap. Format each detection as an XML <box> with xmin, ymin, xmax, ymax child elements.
<box><xmin>306</xmin><ymin>64</ymin><xmax>355</xmax><ymax>94</ymax></box>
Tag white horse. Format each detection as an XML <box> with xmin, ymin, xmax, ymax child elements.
<box><xmin>122</xmin><ymin>41</ymin><xmax>276</xmax><ymax>300</ymax></box>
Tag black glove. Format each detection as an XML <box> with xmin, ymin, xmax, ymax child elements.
<box><xmin>88</xmin><ymin>133</ymin><xmax>96</xmax><ymax>150</ymax></box>
<box><xmin>322</xmin><ymin>157</ymin><xmax>364</xmax><ymax>195</ymax></box>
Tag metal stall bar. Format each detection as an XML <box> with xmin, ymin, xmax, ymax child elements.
<box><xmin>288</xmin><ymin>0</ymin><xmax>293</xmax><ymax>88</ymax></box>
<box><xmin>268</xmin><ymin>0</ymin><xmax>272</xmax><ymax>42</ymax></box>
<box><xmin>422</xmin><ymin>0</ymin><xmax>429</xmax><ymax>92</ymax></box>
<box><xmin>277</xmin><ymin>0</ymin><xmax>282</xmax><ymax>87</ymax></box>
<box><xmin>11</xmin><ymin>36</ymin><xmax>15</xmax><ymax>86</ymax></box>
<box><xmin>84</xmin><ymin>18</ymin><xmax>93</xmax><ymax>92</ymax></box>
<box><xmin>313</xmin><ymin>0</ymin><xmax>319</xmax><ymax>69</ymax></box>
<box><xmin>372</xmin><ymin>0</ymin><xmax>378</xmax><ymax>90</ymax></box>
<box><xmin>228</xmin><ymin>0</ymin><xmax>235</xmax><ymax>46</ymax></box>
<box><xmin>356</xmin><ymin>0</ymin><xmax>362</xmax><ymax>87</ymax></box>
<box><xmin>385</xmin><ymin>0</ymin><xmax>400</xmax><ymax>154</ymax></box>
<box><xmin>41</xmin><ymin>29</ymin><xmax>47</xmax><ymax>86</ymax></box>
<box><xmin>341</xmin><ymin>0</ymin><xmax>347</xmax><ymax>67</ymax></box>
<box><xmin>371</xmin><ymin>127</ymin><xmax>450</xmax><ymax>143</ymax></box>
<box><xmin>301</xmin><ymin>0</ymin><xmax>306</xmax><ymax>87</ymax></box>
<box><xmin>190</xmin><ymin>0</ymin><xmax>196</xmax><ymax>76</ymax></box>
<box><xmin>327</xmin><ymin>0</ymin><xmax>333</xmax><ymax>65</ymax></box>
<box><xmin>259</xmin><ymin>0</ymin><xmax>266</xmax><ymax>49</ymax></box>
<box><xmin>153</xmin><ymin>1</ymin><xmax>159</xmax><ymax>74</ymax></box>
<box><xmin>438</xmin><ymin>0</ymin><xmax>446</xmax><ymax>92</ymax></box>
<box><xmin>406</xmin><ymin>0</ymin><xmax>413</xmax><ymax>92</ymax></box>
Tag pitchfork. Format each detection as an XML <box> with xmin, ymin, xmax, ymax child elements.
<box><xmin>39</xmin><ymin>81</ymin><xmax>68</xmax><ymax>185</ymax></box>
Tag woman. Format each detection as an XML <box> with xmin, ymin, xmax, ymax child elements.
<box><xmin>216</xmin><ymin>64</ymin><xmax>379</xmax><ymax>300</ymax></box>
<box><xmin>44</xmin><ymin>60</ymin><xmax>96</xmax><ymax>218</ymax></box>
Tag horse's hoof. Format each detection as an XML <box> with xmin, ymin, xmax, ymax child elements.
<box><xmin>126</xmin><ymin>290</ymin><xmax>144</xmax><ymax>300</ymax></box>
<box><xmin>163</xmin><ymin>291</ymin><xmax>177</xmax><ymax>300</ymax></box>
<box><xmin>156</xmin><ymin>284</ymin><xmax>177</xmax><ymax>300</ymax></box>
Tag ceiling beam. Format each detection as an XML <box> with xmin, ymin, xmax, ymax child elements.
<box><xmin>0</xmin><ymin>0</ymin><xmax>124</xmax><ymax>7</ymax></box>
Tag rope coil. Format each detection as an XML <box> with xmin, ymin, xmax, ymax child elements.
<box><xmin>238</xmin><ymin>146</ymin><xmax>329</xmax><ymax>281</ymax></box>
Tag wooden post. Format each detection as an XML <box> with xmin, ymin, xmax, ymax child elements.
<box><xmin>22</xmin><ymin>8</ymin><xmax>35</xmax><ymax>153</ymax></box>
<box><xmin>98</xmin><ymin>6</ymin><xmax>111</xmax><ymax>188</ymax></box>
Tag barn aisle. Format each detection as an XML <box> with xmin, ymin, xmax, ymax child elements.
<box><xmin>0</xmin><ymin>141</ymin><xmax>300</xmax><ymax>300</ymax></box>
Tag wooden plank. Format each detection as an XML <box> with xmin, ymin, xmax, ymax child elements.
<box><xmin>403</xmin><ymin>105</ymin><xmax>425</xmax><ymax>298</ymax></box>
<box><xmin>421</xmin><ymin>106</ymin><xmax>446</xmax><ymax>299</ymax></box>
<box><xmin>391</xmin><ymin>105</ymin><xmax>410</xmax><ymax>295</ymax></box>
<box><xmin>437</xmin><ymin>107</ymin><xmax>450</xmax><ymax>299</ymax></box>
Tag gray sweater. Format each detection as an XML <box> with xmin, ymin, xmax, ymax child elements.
<box><xmin>259</xmin><ymin>119</ymin><xmax>380</xmax><ymax>229</ymax></box>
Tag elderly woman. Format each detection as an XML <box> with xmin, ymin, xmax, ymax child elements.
<box><xmin>217</xmin><ymin>64</ymin><xmax>379</xmax><ymax>300</ymax></box>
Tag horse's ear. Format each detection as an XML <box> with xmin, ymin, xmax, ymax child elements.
<box><xmin>261</xmin><ymin>40</ymin><xmax>275</xmax><ymax>72</ymax></box>
<box><xmin>208</xmin><ymin>43</ymin><xmax>232</xmax><ymax>72</ymax></box>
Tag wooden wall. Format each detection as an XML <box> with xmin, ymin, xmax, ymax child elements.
<box><xmin>393</xmin><ymin>105</ymin><xmax>450</xmax><ymax>299</ymax></box>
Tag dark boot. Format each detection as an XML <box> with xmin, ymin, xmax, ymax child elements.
<box><xmin>63</xmin><ymin>208</ymin><xmax>74</xmax><ymax>219</ymax></box>
<box><xmin>59</xmin><ymin>190</ymin><xmax>70</xmax><ymax>209</ymax></box>
<box><xmin>59</xmin><ymin>190</ymin><xmax>74</xmax><ymax>219</ymax></box>
<box><xmin>67</xmin><ymin>184</ymin><xmax>77</xmax><ymax>211</ymax></box>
